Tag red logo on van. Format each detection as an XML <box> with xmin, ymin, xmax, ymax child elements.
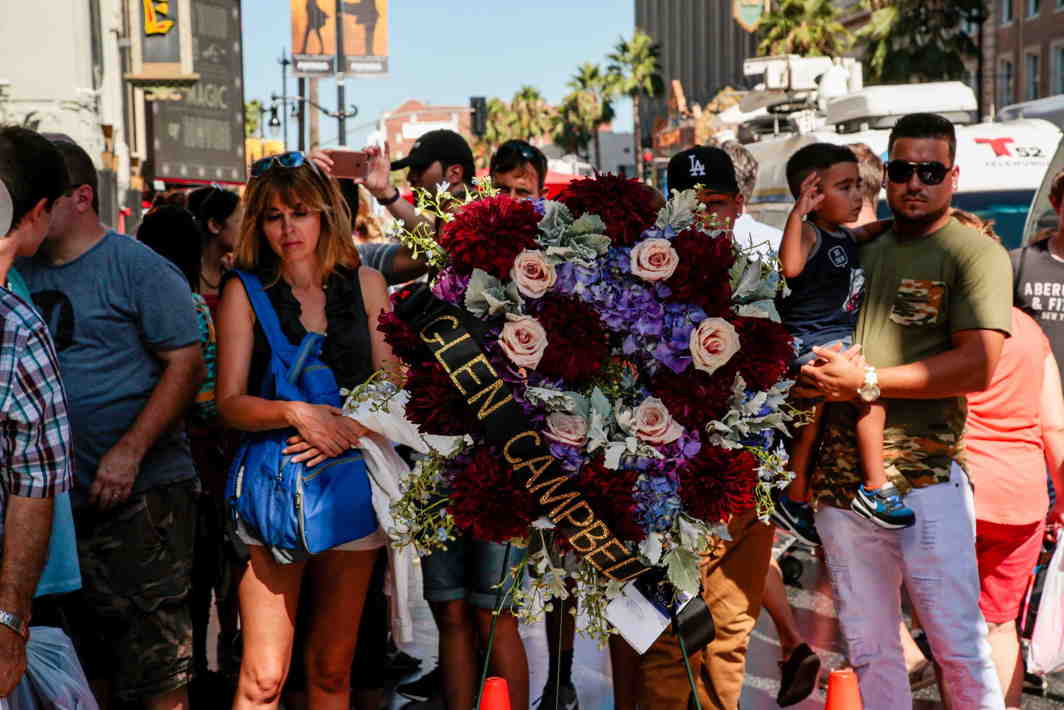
<box><xmin>975</xmin><ymin>137</ymin><xmax>1015</xmax><ymax>157</ymax></box>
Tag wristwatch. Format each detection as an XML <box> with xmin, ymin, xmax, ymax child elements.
<box><xmin>0</xmin><ymin>609</ymin><xmax>28</xmax><ymax>639</ymax></box>
<box><xmin>858</xmin><ymin>365</ymin><xmax>881</xmax><ymax>403</ymax></box>
<box><xmin>378</xmin><ymin>187</ymin><xmax>401</xmax><ymax>207</ymax></box>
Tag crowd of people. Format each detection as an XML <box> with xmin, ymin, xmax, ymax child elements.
<box><xmin>0</xmin><ymin>111</ymin><xmax>1061</xmax><ymax>710</ymax></box>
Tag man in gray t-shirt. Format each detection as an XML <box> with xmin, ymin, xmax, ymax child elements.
<box><xmin>18</xmin><ymin>137</ymin><xmax>205</xmax><ymax>708</ymax></box>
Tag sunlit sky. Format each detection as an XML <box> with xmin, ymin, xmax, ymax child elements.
<box><xmin>242</xmin><ymin>0</ymin><xmax>636</xmax><ymax>148</ymax></box>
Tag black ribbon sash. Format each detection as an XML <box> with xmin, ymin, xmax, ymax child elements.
<box><xmin>395</xmin><ymin>284</ymin><xmax>715</xmax><ymax>651</ymax></box>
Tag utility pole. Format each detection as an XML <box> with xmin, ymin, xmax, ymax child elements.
<box><xmin>279</xmin><ymin>50</ymin><xmax>291</xmax><ymax>151</ymax></box>
<box><xmin>297</xmin><ymin>77</ymin><xmax>307</xmax><ymax>151</ymax></box>
<box><xmin>308</xmin><ymin>78</ymin><xmax>320</xmax><ymax>150</ymax></box>
<box><xmin>335</xmin><ymin>0</ymin><xmax>347</xmax><ymax>145</ymax></box>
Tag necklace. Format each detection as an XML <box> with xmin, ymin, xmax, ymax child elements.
<box><xmin>200</xmin><ymin>270</ymin><xmax>220</xmax><ymax>290</ymax></box>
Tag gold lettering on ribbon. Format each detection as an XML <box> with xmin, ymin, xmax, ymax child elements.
<box><xmin>467</xmin><ymin>379</ymin><xmax>513</xmax><ymax>420</ymax></box>
<box><xmin>419</xmin><ymin>315</ymin><xmax>461</xmax><ymax>347</ymax></box>
<box><xmin>448</xmin><ymin>354</ymin><xmax>494</xmax><ymax>396</ymax></box>
<box><xmin>528</xmin><ymin>474</ymin><xmax>581</xmax><ymax>517</ymax></box>
<box><xmin>568</xmin><ymin>520</ymin><xmax>612</xmax><ymax>552</ymax></box>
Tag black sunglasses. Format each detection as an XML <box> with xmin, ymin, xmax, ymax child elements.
<box><xmin>250</xmin><ymin>151</ymin><xmax>315</xmax><ymax>178</ymax></box>
<box><xmin>885</xmin><ymin>160</ymin><xmax>952</xmax><ymax>186</ymax></box>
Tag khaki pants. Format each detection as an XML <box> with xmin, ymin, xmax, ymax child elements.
<box><xmin>639</xmin><ymin>510</ymin><xmax>774</xmax><ymax>710</ymax></box>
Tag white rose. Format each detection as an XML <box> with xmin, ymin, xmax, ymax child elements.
<box><xmin>544</xmin><ymin>413</ymin><xmax>590</xmax><ymax>447</ymax></box>
<box><xmin>510</xmin><ymin>249</ymin><xmax>557</xmax><ymax>299</ymax></box>
<box><xmin>690</xmin><ymin>317</ymin><xmax>740</xmax><ymax>375</ymax></box>
<box><xmin>632</xmin><ymin>397</ymin><xmax>684</xmax><ymax>445</ymax></box>
<box><xmin>498</xmin><ymin>315</ymin><xmax>548</xmax><ymax>370</ymax></box>
<box><xmin>629</xmin><ymin>238</ymin><xmax>679</xmax><ymax>282</ymax></box>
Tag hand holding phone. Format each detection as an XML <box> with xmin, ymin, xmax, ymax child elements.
<box><xmin>325</xmin><ymin>150</ymin><xmax>370</xmax><ymax>181</ymax></box>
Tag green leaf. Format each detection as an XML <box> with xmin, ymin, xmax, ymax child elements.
<box><xmin>664</xmin><ymin>548</ymin><xmax>701</xmax><ymax>597</ymax></box>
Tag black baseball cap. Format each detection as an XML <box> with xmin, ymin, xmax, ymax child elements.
<box><xmin>667</xmin><ymin>146</ymin><xmax>740</xmax><ymax>195</ymax></box>
<box><xmin>391</xmin><ymin>129</ymin><xmax>475</xmax><ymax>172</ymax></box>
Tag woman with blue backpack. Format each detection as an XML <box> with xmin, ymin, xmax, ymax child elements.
<box><xmin>215</xmin><ymin>151</ymin><xmax>397</xmax><ymax>710</ymax></box>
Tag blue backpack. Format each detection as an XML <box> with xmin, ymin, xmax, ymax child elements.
<box><xmin>225</xmin><ymin>271</ymin><xmax>378</xmax><ymax>554</ymax></box>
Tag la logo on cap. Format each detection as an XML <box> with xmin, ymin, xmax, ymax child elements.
<box><xmin>688</xmin><ymin>154</ymin><xmax>705</xmax><ymax>177</ymax></box>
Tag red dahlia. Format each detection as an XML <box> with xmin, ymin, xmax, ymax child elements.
<box><xmin>437</xmin><ymin>195</ymin><xmax>541</xmax><ymax>279</ymax></box>
<box><xmin>732</xmin><ymin>316</ymin><xmax>794</xmax><ymax>392</ymax></box>
<box><xmin>404</xmin><ymin>361</ymin><xmax>480</xmax><ymax>436</ymax></box>
<box><xmin>556</xmin><ymin>174</ymin><xmax>661</xmax><ymax>247</ymax></box>
<box><xmin>449</xmin><ymin>446</ymin><xmax>539</xmax><ymax>542</ymax></box>
<box><xmin>575</xmin><ymin>459</ymin><xmax>646</xmax><ymax>543</ymax></box>
<box><xmin>532</xmin><ymin>295</ymin><xmax>610</xmax><ymax>383</ymax></box>
<box><xmin>650</xmin><ymin>363</ymin><xmax>737</xmax><ymax>431</ymax></box>
<box><xmin>678</xmin><ymin>443</ymin><xmax>759</xmax><ymax>524</ymax></box>
<box><xmin>378</xmin><ymin>310</ymin><xmax>425</xmax><ymax>363</ymax></box>
<box><xmin>665</xmin><ymin>228</ymin><xmax>735</xmax><ymax>315</ymax></box>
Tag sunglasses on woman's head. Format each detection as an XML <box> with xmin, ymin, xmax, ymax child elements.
<box><xmin>250</xmin><ymin>151</ymin><xmax>317</xmax><ymax>178</ymax></box>
<box><xmin>885</xmin><ymin>160</ymin><xmax>952</xmax><ymax>186</ymax></box>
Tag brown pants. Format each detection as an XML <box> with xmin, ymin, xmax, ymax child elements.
<box><xmin>638</xmin><ymin>511</ymin><xmax>774</xmax><ymax>710</ymax></box>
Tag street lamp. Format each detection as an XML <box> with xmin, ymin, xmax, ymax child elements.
<box><xmin>271</xmin><ymin>93</ymin><xmax>359</xmax><ymax>146</ymax></box>
<box><xmin>268</xmin><ymin>105</ymin><xmax>282</xmax><ymax>137</ymax></box>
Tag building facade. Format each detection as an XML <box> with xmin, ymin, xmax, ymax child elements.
<box><xmin>990</xmin><ymin>0</ymin><xmax>1064</xmax><ymax>109</ymax></box>
<box><xmin>378</xmin><ymin>99</ymin><xmax>473</xmax><ymax>162</ymax></box>
<box><xmin>634</xmin><ymin>0</ymin><xmax>759</xmax><ymax>155</ymax></box>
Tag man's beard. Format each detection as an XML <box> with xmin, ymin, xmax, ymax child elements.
<box><xmin>892</xmin><ymin>199</ymin><xmax>951</xmax><ymax>234</ymax></box>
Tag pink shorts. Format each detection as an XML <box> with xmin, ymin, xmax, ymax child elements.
<box><xmin>976</xmin><ymin>518</ymin><xmax>1045</xmax><ymax>624</ymax></box>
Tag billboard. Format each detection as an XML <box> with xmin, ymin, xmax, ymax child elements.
<box><xmin>151</xmin><ymin>0</ymin><xmax>246</xmax><ymax>184</ymax></box>
<box><xmin>291</xmin><ymin>0</ymin><xmax>388</xmax><ymax>77</ymax></box>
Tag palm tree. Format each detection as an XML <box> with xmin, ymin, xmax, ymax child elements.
<box><xmin>568</xmin><ymin>62</ymin><xmax>617</xmax><ymax>172</ymax></box>
<box><xmin>756</xmin><ymin>0</ymin><xmax>852</xmax><ymax>57</ymax></box>
<box><xmin>473</xmin><ymin>97</ymin><xmax>517</xmax><ymax>170</ymax></box>
<box><xmin>552</xmin><ymin>89</ymin><xmax>600</xmax><ymax>159</ymax></box>
<box><xmin>856</xmin><ymin>0</ymin><xmax>982</xmax><ymax>83</ymax></box>
<box><xmin>607</xmin><ymin>30</ymin><xmax>664</xmax><ymax>180</ymax></box>
<box><xmin>510</xmin><ymin>86</ymin><xmax>553</xmax><ymax>143</ymax></box>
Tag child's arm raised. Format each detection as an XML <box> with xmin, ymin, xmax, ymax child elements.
<box><xmin>780</xmin><ymin>172</ymin><xmax>823</xmax><ymax>279</ymax></box>
<box><xmin>850</xmin><ymin>219</ymin><xmax>893</xmax><ymax>243</ymax></box>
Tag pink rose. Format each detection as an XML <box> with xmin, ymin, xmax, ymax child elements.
<box><xmin>690</xmin><ymin>317</ymin><xmax>740</xmax><ymax>375</ymax></box>
<box><xmin>510</xmin><ymin>249</ymin><xmax>557</xmax><ymax>299</ymax></box>
<box><xmin>630</xmin><ymin>238</ymin><xmax>679</xmax><ymax>282</ymax></box>
<box><xmin>544</xmin><ymin>413</ymin><xmax>590</xmax><ymax>447</ymax></box>
<box><xmin>498</xmin><ymin>315</ymin><xmax>548</xmax><ymax>370</ymax></box>
<box><xmin>632</xmin><ymin>397</ymin><xmax>684</xmax><ymax>445</ymax></box>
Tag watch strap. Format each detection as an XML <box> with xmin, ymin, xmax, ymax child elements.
<box><xmin>0</xmin><ymin>609</ymin><xmax>28</xmax><ymax>639</ymax></box>
<box><xmin>377</xmin><ymin>187</ymin><xmax>401</xmax><ymax>207</ymax></box>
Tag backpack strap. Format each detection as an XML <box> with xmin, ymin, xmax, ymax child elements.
<box><xmin>231</xmin><ymin>270</ymin><xmax>297</xmax><ymax>367</ymax></box>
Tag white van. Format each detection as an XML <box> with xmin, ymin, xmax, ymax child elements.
<box><xmin>744</xmin><ymin>83</ymin><xmax>1062</xmax><ymax>249</ymax></box>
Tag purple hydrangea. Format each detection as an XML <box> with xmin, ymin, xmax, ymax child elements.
<box><xmin>431</xmin><ymin>267</ymin><xmax>471</xmax><ymax>304</ymax></box>
<box><xmin>634</xmin><ymin>473</ymin><xmax>682</xmax><ymax>533</ymax></box>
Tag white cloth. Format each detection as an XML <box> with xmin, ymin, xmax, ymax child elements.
<box><xmin>346</xmin><ymin>391</ymin><xmax>461</xmax><ymax>644</ymax></box>
<box><xmin>816</xmin><ymin>463</ymin><xmax>1004</xmax><ymax>710</ymax></box>
<box><xmin>732</xmin><ymin>213</ymin><xmax>782</xmax><ymax>258</ymax></box>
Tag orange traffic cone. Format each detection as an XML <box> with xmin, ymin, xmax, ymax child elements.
<box><xmin>479</xmin><ymin>676</ymin><xmax>512</xmax><ymax>710</ymax></box>
<box><xmin>825</xmin><ymin>668</ymin><xmax>863</xmax><ymax>710</ymax></box>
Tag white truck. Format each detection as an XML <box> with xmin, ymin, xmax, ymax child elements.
<box><xmin>741</xmin><ymin>81</ymin><xmax>1062</xmax><ymax>249</ymax></box>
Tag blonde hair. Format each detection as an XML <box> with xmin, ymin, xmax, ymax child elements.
<box><xmin>952</xmin><ymin>208</ymin><xmax>1000</xmax><ymax>242</ymax></box>
<box><xmin>848</xmin><ymin>142</ymin><xmax>883</xmax><ymax>205</ymax></box>
<box><xmin>354</xmin><ymin>184</ymin><xmax>385</xmax><ymax>242</ymax></box>
<box><xmin>235</xmin><ymin>161</ymin><xmax>361</xmax><ymax>283</ymax></box>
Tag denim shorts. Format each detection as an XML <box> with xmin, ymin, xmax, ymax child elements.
<box><xmin>791</xmin><ymin>335</ymin><xmax>853</xmax><ymax>369</ymax></box>
<box><xmin>420</xmin><ymin>534</ymin><xmax>527</xmax><ymax>610</ymax></box>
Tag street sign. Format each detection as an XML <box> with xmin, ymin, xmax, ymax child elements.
<box><xmin>733</xmin><ymin>0</ymin><xmax>768</xmax><ymax>33</ymax></box>
<box><xmin>291</xmin><ymin>0</ymin><xmax>389</xmax><ymax>77</ymax></box>
<box><xmin>152</xmin><ymin>0</ymin><xmax>246</xmax><ymax>184</ymax></box>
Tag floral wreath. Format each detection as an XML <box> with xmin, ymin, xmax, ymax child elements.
<box><xmin>372</xmin><ymin>174</ymin><xmax>797</xmax><ymax>636</ymax></box>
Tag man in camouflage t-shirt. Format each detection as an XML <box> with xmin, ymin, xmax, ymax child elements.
<box><xmin>801</xmin><ymin>114</ymin><xmax>1009</xmax><ymax>710</ymax></box>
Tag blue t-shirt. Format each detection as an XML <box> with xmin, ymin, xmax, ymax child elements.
<box><xmin>18</xmin><ymin>232</ymin><xmax>200</xmax><ymax>506</ymax></box>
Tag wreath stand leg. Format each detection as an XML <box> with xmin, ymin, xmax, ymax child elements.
<box><xmin>671</xmin><ymin>604</ymin><xmax>704</xmax><ymax>710</ymax></box>
<box><xmin>477</xmin><ymin>542</ymin><xmax>514</xmax><ymax>709</ymax></box>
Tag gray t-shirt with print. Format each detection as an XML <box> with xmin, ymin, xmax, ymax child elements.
<box><xmin>18</xmin><ymin>231</ymin><xmax>200</xmax><ymax>506</ymax></box>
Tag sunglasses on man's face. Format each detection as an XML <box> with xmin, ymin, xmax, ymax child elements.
<box><xmin>885</xmin><ymin>160</ymin><xmax>952</xmax><ymax>186</ymax></box>
<box><xmin>250</xmin><ymin>151</ymin><xmax>314</xmax><ymax>178</ymax></box>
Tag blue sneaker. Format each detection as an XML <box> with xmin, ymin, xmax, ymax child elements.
<box><xmin>771</xmin><ymin>495</ymin><xmax>821</xmax><ymax>546</ymax></box>
<box><xmin>850</xmin><ymin>483</ymin><xmax>916</xmax><ymax>529</ymax></box>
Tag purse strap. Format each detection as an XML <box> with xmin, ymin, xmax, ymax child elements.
<box><xmin>232</xmin><ymin>270</ymin><xmax>326</xmax><ymax>383</ymax></box>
